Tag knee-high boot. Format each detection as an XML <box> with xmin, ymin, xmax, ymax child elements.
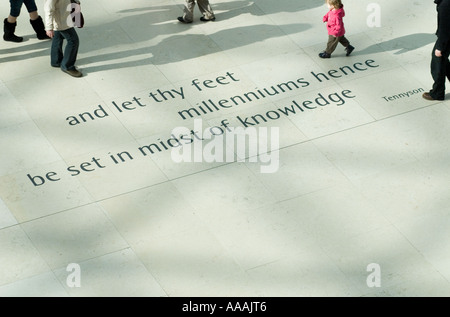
<box><xmin>3</xmin><ymin>18</ymin><xmax>23</xmax><ymax>42</ymax></box>
<box><xmin>30</xmin><ymin>16</ymin><xmax>50</xmax><ymax>40</ymax></box>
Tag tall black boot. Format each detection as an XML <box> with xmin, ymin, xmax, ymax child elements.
<box><xmin>30</xmin><ymin>16</ymin><xmax>50</xmax><ymax>40</ymax></box>
<box><xmin>3</xmin><ymin>18</ymin><xmax>23</xmax><ymax>42</ymax></box>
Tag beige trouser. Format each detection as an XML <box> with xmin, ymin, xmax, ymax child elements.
<box><xmin>326</xmin><ymin>35</ymin><xmax>350</xmax><ymax>54</ymax></box>
<box><xmin>183</xmin><ymin>0</ymin><xmax>215</xmax><ymax>22</ymax></box>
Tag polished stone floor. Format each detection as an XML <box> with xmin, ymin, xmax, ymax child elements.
<box><xmin>0</xmin><ymin>0</ymin><xmax>449</xmax><ymax>297</ymax></box>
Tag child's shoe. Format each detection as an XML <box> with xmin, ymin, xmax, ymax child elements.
<box><xmin>319</xmin><ymin>51</ymin><xmax>331</xmax><ymax>58</ymax></box>
<box><xmin>177</xmin><ymin>17</ymin><xmax>192</xmax><ymax>23</ymax></box>
<box><xmin>346</xmin><ymin>45</ymin><xmax>355</xmax><ymax>56</ymax></box>
<box><xmin>200</xmin><ymin>16</ymin><xmax>216</xmax><ymax>22</ymax></box>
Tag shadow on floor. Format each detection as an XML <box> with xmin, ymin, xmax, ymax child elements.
<box><xmin>77</xmin><ymin>23</ymin><xmax>311</xmax><ymax>74</ymax></box>
<box><xmin>357</xmin><ymin>33</ymin><xmax>436</xmax><ymax>55</ymax></box>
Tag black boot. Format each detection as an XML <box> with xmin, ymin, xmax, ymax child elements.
<box><xmin>30</xmin><ymin>16</ymin><xmax>50</xmax><ymax>40</ymax></box>
<box><xmin>3</xmin><ymin>18</ymin><xmax>23</xmax><ymax>42</ymax></box>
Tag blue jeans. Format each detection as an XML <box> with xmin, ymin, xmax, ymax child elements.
<box><xmin>51</xmin><ymin>28</ymin><xmax>79</xmax><ymax>71</ymax></box>
<box><xmin>9</xmin><ymin>0</ymin><xmax>38</xmax><ymax>17</ymax></box>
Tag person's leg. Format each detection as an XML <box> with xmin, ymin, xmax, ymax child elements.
<box><xmin>23</xmin><ymin>0</ymin><xmax>38</xmax><ymax>18</ymax></box>
<box><xmin>29</xmin><ymin>11</ymin><xmax>38</xmax><ymax>20</ymax></box>
<box><xmin>197</xmin><ymin>0</ymin><xmax>215</xmax><ymax>21</ymax></box>
<box><xmin>319</xmin><ymin>36</ymin><xmax>338</xmax><ymax>58</ymax></box>
<box><xmin>339</xmin><ymin>36</ymin><xmax>354</xmax><ymax>56</ymax></box>
<box><xmin>325</xmin><ymin>35</ymin><xmax>339</xmax><ymax>54</ymax></box>
<box><xmin>446</xmin><ymin>53</ymin><xmax>450</xmax><ymax>83</ymax></box>
<box><xmin>24</xmin><ymin>0</ymin><xmax>49</xmax><ymax>39</ymax></box>
<box><xmin>30</xmin><ymin>16</ymin><xmax>49</xmax><ymax>39</ymax></box>
<box><xmin>4</xmin><ymin>0</ymin><xmax>24</xmax><ymax>42</ymax></box>
<box><xmin>319</xmin><ymin>35</ymin><xmax>338</xmax><ymax>58</ymax></box>
<box><xmin>51</xmin><ymin>31</ymin><xmax>64</xmax><ymax>67</ymax></box>
<box><xmin>29</xmin><ymin>17</ymin><xmax>50</xmax><ymax>39</ymax></box>
<box><xmin>182</xmin><ymin>0</ymin><xmax>196</xmax><ymax>22</ymax></box>
<box><xmin>429</xmin><ymin>42</ymin><xmax>448</xmax><ymax>100</ymax></box>
<box><xmin>6</xmin><ymin>15</ymin><xmax>17</xmax><ymax>23</ymax></box>
<box><xmin>339</xmin><ymin>36</ymin><xmax>350</xmax><ymax>48</ymax></box>
<box><xmin>60</xmin><ymin>27</ymin><xmax>80</xmax><ymax>71</ymax></box>
<box><xmin>7</xmin><ymin>0</ymin><xmax>25</xmax><ymax>22</ymax></box>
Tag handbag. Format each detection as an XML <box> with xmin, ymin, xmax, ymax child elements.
<box><xmin>70</xmin><ymin>0</ymin><xmax>85</xmax><ymax>28</ymax></box>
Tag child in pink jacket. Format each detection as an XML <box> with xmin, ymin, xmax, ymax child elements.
<box><xmin>319</xmin><ymin>0</ymin><xmax>354</xmax><ymax>58</ymax></box>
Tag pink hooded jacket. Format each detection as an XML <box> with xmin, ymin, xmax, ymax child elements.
<box><xmin>323</xmin><ymin>5</ymin><xmax>346</xmax><ymax>37</ymax></box>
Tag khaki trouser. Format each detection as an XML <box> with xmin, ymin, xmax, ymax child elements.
<box><xmin>326</xmin><ymin>35</ymin><xmax>350</xmax><ymax>54</ymax></box>
<box><xmin>183</xmin><ymin>0</ymin><xmax>215</xmax><ymax>22</ymax></box>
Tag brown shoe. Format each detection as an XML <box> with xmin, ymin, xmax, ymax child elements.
<box><xmin>62</xmin><ymin>69</ymin><xmax>82</xmax><ymax>78</ymax></box>
<box><xmin>422</xmin><ymin>92</ymin><xmax>443</xmax><ymax>101</ymax></box>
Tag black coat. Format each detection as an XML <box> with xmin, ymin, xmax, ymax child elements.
<box><xmin>435</xmin><ymin>0</ymin><xmax>450</xmax><ymax>51</ymax></box>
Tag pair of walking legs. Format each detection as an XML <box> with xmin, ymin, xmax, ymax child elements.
<box><xmin>325</xmin><ymin>35</ymin><xmax>350</xmax><ymax>55</ymax></box>
<box><xmin>319</xmin><ymin>35</ymin><xmax>354</xmax><ymax>58</ymax></box>
<box><xmin>427</xmin><ymin>43</ymin><xmax>450</xmax><ymax>100</ymax></box>
<box><xmin>180</xmin><ymin>0</ymin><xmax>215</xmax><ymax>23</ymax></box>
<box><xmin>51</xmin><ymin>28</ymin><xmax>80</xmax><ymax>75</ymax></box>
<box><xmin>3</xmin><ymin>0</ymin><xmax>49</xmax><ymax>42</ymax></box>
